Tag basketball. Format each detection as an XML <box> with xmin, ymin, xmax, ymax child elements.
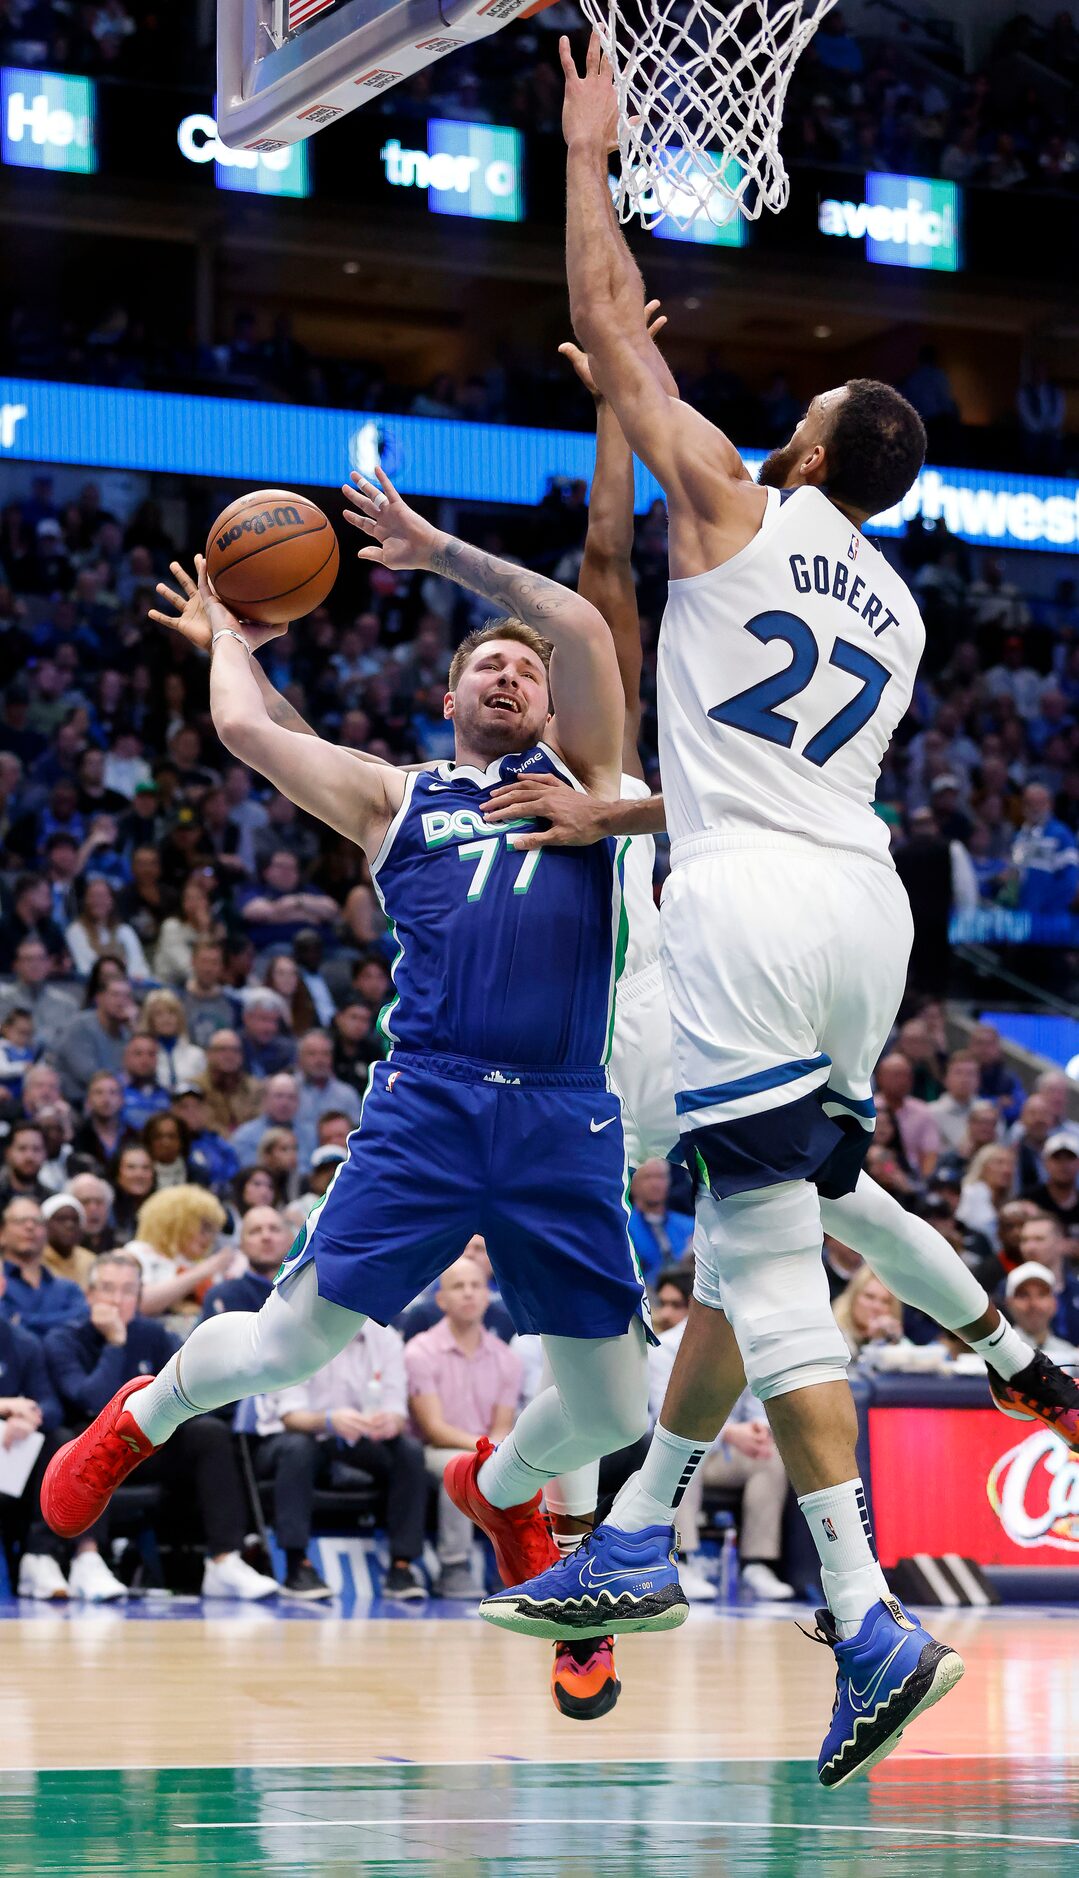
<box><xmin>205</xmin><ymin>488</ymin><xmax>339</xmax><ymax>626</ymax></box>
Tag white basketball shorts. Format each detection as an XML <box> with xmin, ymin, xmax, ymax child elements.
<box><xmin>609</xmin><ymin>958</ymin><xmax>680</xmax><ymax>1168</ymax></box>
<box><xmin>661</xmin><ymin>833</ymin><xmax>913</xmax><ymax>1200</ymax></box>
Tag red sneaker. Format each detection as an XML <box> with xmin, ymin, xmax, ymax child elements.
<box><xmin>41</xmin><ymin>1376</ymin><xmax>157</xmax><ymax>1539</ymax></box>
<box><xmin>551</xmin><ymin>1636</ymin><xmax>621</xmax><ymax>1720</ymax></box>
<box><xmin>442</xmin><ymin>1437</ymin><xmax>558</xmax><ymax>1587</ymax></box>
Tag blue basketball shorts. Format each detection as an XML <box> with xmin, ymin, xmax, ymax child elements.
<box><xmin>275</xmin><ymin>1052</ymin><xmax>651</xmax><ymax>1339</ymax></box>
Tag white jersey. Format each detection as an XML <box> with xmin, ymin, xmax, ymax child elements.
<box><xmin>618</xmin><ymin>772</ymin><xmax>660</xmax><ymax>979</ymax></box>
<box><xmin>657</xmin><ymin>485</ymin><xmax>925</xmax><ymax>866</ymax></box>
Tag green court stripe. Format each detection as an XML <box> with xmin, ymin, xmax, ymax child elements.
<box><xmin>175</xmin><ymin>1815</ymin><xmax>1079</xmax><ymax>1847</ymax></box>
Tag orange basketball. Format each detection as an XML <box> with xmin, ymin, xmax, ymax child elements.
<box><xmin>205</xmin><ymin>488</ymin><xmax>339</xmax><ymax>626</ymax></box>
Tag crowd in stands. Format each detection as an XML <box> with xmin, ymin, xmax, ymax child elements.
<box><xmin>2</xmin><ymin>447</ymin><xmax>1079</xmax><ymax>1605</ymax></box>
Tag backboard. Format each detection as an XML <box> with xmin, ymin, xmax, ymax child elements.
<box><xmin>218</xmin><ymin>0</ymin><xmax>553</xmax><ymax>150</ymax></box>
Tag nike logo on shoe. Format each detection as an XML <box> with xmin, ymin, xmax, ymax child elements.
<box><xmin>590</xmin><ymin>1117</ymin><xmax>617</xmax><ymax>1133</ymax></box>
<box><xmin>847</xmin><ymin>1640</ymin><xmax>906</xmax><ymax>1712</ymax></box>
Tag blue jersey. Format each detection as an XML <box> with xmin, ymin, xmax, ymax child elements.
<box><xmin>371</xmin><ymin>744</ymin><xmax>626</xmax><ymax>1069</ymax></box>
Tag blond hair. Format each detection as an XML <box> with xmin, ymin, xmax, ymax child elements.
<box><xmin>832</xmin><ymin>1265</ymin><xmax>899</xmax><ymax>1351</ymax></box>
<box><xmin>962</xmin><ymin>1142</ymin><xmax>1016</xmax><ymax>1192</ymax></box>
<box><xmin>138</xmin><ymin>988</ymin><xmax>190</xmax><ymax>1040</ymax></box>
<box><xmin>134</xmin><ymin>1184</ymin><xmax>226</xmax><ymax>1262</ymax></box>
<box><xmin>447</xmin><ymin>619</ymin><xmax>552</xmax><ymax>694</ymax></box>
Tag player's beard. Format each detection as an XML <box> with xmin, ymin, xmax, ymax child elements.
<box><xmin>454</xmin><ymin>699</ymin><xmax>541</xmax><ymax>761</ymax></box>
<box><xmin>757</xmin><ymin>439</ymin><xmax>801</xmax><ymax>489</ymax></box>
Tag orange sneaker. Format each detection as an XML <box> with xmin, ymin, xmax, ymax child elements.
<box><xmin>41</xmin><ymin>1376</ymin><xmax>157</xmax><ymax>1539</ymax></box>
<box><xmin>442</xmin><ymin>1437</ymin><xmax>558</xmax><ymax>1587</ymax></box>
<box><xmin>551</xmin><ymin>1636</ymin><xmax>621</xmax><ymax>1720</ymax></box>
<box><xmin>988</xmin><ymin>1350</ymin><xmax>1079</xmax><ymax>1452</ymax></box>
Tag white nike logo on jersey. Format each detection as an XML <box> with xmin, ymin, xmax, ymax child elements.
<box><xmin>428</xmin><ymin>782</ymin><xmax>453</xmax><ymax>792</ymax></box>
<box><xmin>590</xmin><ymin>1116</ymin><xmax>617</xmax><ymax>1133</ymax></box>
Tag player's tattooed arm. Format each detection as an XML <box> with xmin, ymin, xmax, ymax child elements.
<box><xmin>342</xmin><ymin>467</ymin><xmax>624</xmax><ymax>787</ymax></box>
<box><xmin>485</xmin><ymin>772</ymin><xmax>666</xmax><ymax>851</ymax></box>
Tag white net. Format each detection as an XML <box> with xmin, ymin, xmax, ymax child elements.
<box><xmin>579</xmin><ymin>0</ymin><xmax>836</xmax><ymax>230</ymax></box>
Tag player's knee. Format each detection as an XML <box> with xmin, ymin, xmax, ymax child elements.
<box><xmin>740</xmin><ymin>1316</ymin><xmax>850</xmax><ymax>1402</ymax></box>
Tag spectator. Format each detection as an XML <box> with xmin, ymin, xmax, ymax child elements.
<box><xmin>1009</xmin><ymin>784</ymin><xmax>1079</xmax><ymax>916</ymax></box>
<box><xmin>35</xmin><ymin>1101</ymin><xmax>76</xmax><ymax>1194</ymax></box>
<box><xmin>1021</xmin><ymin>1134</ymin><xmax>1079</xmax><ymax>1233</ymax></box>
<box><xmin>0</xmin><ymin>1005</ymin><xmax>38</xmax><ymax>1104</ymax></box>
<box><xmin>182</xmin><ymin>940</ymin><xmax>236</xmax><ymax>1048</ymax></box>
<box><xmin>952</xmin><ymin>1100</ymin><xmax>1003</xmax><ymax>1171</ymax></box>
<box><xmin>143</xmin><ymin>1111</ymin><xmax>203</xmax><ymax>1191</ymax></box>
<box><xmin>119</xmin><ymin>1032</ymin><xmax>172</xmax><ymax>1134</ymax></box>
<box><xmin>0</xmin><ymin>873</ymin><xmax>68</xmax><ymax>972</ymax></box>
<box><xmin>833</xmin><ymin>1268</ymin><xmax>910</xmax><ymax>1362</ymax></box>
<box><xmin>406</xmin><ymin>1257</ymin><xmax>522</xmax><ymax>1597</ymax></box>
<box><xmin>45</xmin><ymin>1252</ymin><xmax>278</xmax><ymax>1600</ymax></box>
<box><xmin>239</xmin><ymin>850</ymin><xmax>338</xmax><ymax>952</ymax></box>
<box><xmin>293</xmin><ymin>1030</ymin><xmax>362</xmax><ymax>1161</ymax></box>
<box><xmin>628</xmin><ymin>1160</ymin><xmax>694</xmax><ymax>1286</ymax></box>
<box><xmin>278</xmin><ymin>1311</ymin><xmax>429</xmax><ymax>1602</ymax></box>
<box><xmin>1030</xmin><ymin>1071</ymin><xmax>1079</xmax><ymax>1151</ymax></box>
<box><xmin>1010</xmin><ymin>1094</ymin><xmax>1054</xmax><ymax>1191</ymax></box>
<box><xmin>255</xmin><ymin>1126</ymin><xmax>300</xmax><ymax>1202</ymax></box>
<box><xmin>125</xmin><ymin>1184</ymin><xmax>233</xmax><ymax>1319</ymax></box>
<box><xmin>239</xmin><ymin>990</ymin><xmax>296</xmax><ymax>1078</ymax></box>
<box><xmin>395</xmin><ymin>1233</ymin><xmax>516</xmax><ymax>1344</ymax></box>
<box><xmin>0</xmin><ymin>1121</ymin><xmax>49</xmax><ymax>1205</ymax></box>
<box><xmin>894</xmin><ymin>1015</ymin><xmax>947</xmax><ymax>1103</ymax></box>
<box><xmin>0</xmin><ymin>1259</ymin><xmax>124</xmax><ymax>1602</ymax></box>
<box><xmin>1004</xmin><ymin>1262</ymin><xmax>1078</xmax><ymax>1362</ymax></box>
<box><xmin>292</xmin><ymin>928</ymin><xmax>337</xmax><ymax>1028</ymax></box>
<box><xmin>137</xmin><ymin>988</ymin><xmax>207</xmax><ymax>1093</ymax></box>
<box><xmin>0</xmin><ymin>1196</ymin><xmax>87</xmax><ymax>1335</ymax></box>
<box><xmin>928</xmin><ymin>1054</ymin><xmax>981</xmax><ymax>1153</ymax></box>
<box><xmin>170</xmin><ymin>1085</ymin><xmax>240</xmax><ymax>1193</ymax></box>
<box><xmin>40</xmin><ymin>1193</ymin><xmax>96</xmax><ymax>1291</ymax></box>
<box><xmin>20</xmin><ymin>1061</ymin><xmax>63</xmax><ymax>1121</ymax></box>
<box><xmin>197</xmin><ymin>1029</ymin><xmax>263</xmax><ymax>1135</ymax></box>
<box><xmin>956</xmin><ymin>1143</ymin><xmax>1018</xmax><ymax>1248</ymax></box>
<box><xmin>968</xmin><ymin>1024</ymin><xmax>1025</xmax><ymax>1124</ymax></box>
<box><xmin>196</xmin><ymin>1205</ymin><xmax>330</xmax><ymax>1600</ymax></box>
<box><xmin>0</xmin><ymin>936</ymin><xmax>79</xmax><ymax>1051</ymax></box>
<box><xmin>230</xmin><ymin>1074</ymin><xmax>301</xmax><ymax>1166</ymax></box>
<box><xmin>998</xmin><ymin>1198</ymin><xmax>1044</xmax><ymax>1274</ymax></box>
<box><xmin>107</xmin><ymin>1141</ymin><xmax>156</xmax><ymax>1241</ymax></box>
<box><xmin>69</xmin><ymin>1070</ymin><xmax>132</xmax><ymax>1167</ymax></box>
<box><xmin>290</xmin><ymin>1143</ymin><xmax>347</xmax><ymax>1220</ymax></box>
<box><xmin>65</xmin><ymin>877</ymin><xmax>150</xmax><ymax>983</ymax></box>
<box><xmin>66</xmin><ymin>1172</ymin><xmax>115</xmax><ymax>1255</ymax></box>
<box><xmin>153</xmin><ymin>875</ymin><xmax>222</xmax><ymax>987</ymax></box>
<box><xmin>231</xmin><ymin>1165</ymin><xmax>279</xmax><ymax>1216</ymax></box>
<box><xmin>874</xmin><ymin>1054</ymin><xmax>940</xmax><ymax>1180</ymax></box>
<box><xmin>51</xmin><ymin>971</ymin><xmax>133</xmax><ymax>1104</ymax></box>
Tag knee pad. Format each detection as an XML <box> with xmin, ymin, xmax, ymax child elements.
<box><xmin>696</xmin><ymin>1183</ymin><xmax>850</xmax><ymax>1402</ymax></box>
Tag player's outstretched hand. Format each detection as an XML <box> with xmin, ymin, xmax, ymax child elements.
<box><xmin>341</xmin><ymin>467</ymin><xmax>439</xmax><ymax>572</ymax></box>
<box><xmin>484</xmin><ymin>772</ymin><xmax>615</xmax><ymax>851</ymax></box>
<box><xmin>149</xmin><ymin>559</ymin><xmax>212</xmax><ymax>651</ymax></box>
<box><xmin>560</xmin><ymin>300</ymin><xmax>667</xmax><ymax>400</ymax></box>
<box><xmin>559</xmin><ymin>31</ymin><xmax>619</xmax><ymax>154</ymax></box>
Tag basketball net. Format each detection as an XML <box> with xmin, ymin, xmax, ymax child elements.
<box><xmin>579</xmin><ymin>0</ymin><xmax>836</xmax><ymax>229</ymax></box>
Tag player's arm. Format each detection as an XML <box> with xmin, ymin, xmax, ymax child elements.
<box><xmin>562</xmin><ymin>319</ymin><xmax>665</xmax><ymax>781</ymax></box>
<box><xmin>197</xmin><ymin>564</ymin><xmax>403</xmax><ymax>855</ymax></box>
<box><xmin>342</xmin><ymin>469</ymin><xmax>623</xmax><ymax>791</ymax></box>
<box><xmin>485</xmin><ymin>772</ymin><xmax>666</xmax><ymax>850</ymax></box>
<box><xmin>560</xmin><ymin>38</ymin><xmax>754</xmax><ymax>544</ymax></box>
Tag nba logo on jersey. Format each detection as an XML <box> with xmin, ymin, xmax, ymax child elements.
<box><xmin>847</xmin><ymin>532</ymin><xmax>859</xmax><ymax>562</ymax></box>
<box><xmin>386</xmin><ymin>1071</ymin><xmax>402</xmax><ymax>1092</ymax></box>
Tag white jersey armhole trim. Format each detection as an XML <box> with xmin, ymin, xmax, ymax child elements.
<box><xmin>667</xmin><ymin>485</ymin><xmax>790</xmax><ymax>591</ymax></box>
<box><xmin>370</xmin><ymin>769</ymin><xmax>419</xmax><ymax>879</ymax></box>
<box><xmin>539</xmin><ymin>740</ymin><xmax>587</xmax><ymax>796</ymax></box>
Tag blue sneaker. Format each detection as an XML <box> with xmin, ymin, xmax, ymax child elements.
<box><xmin>479</xmin><ymin>1522</ymin><xmax>689</xmax><ymax>1640</ymax></box>
<box><xmin>813</xmin><ymin>1596</ymin><xmax>965</xmax><ymax>1789</ymax></box>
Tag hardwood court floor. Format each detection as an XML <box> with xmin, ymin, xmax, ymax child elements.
<box><xmin>2</xmin><ymin>1603</ymin><xmax>1077</xmax><ymax>1873</ymax></box>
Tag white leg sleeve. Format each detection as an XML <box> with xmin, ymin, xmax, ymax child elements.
<box><xmin>821</xmin><ymin>1174</ymin><xmax>990</xmax><ymax>1330</ymax></box>
<box><xmin>133</xmin><ymin>1263</ymin><xmax>365</xmax><ymax>1446</ymax></box>
<box><xmin>537</xmin><ymin>1344</ymin><xmax>601</xmax><ymax>1520</ymax></box>
<box><xmin>508</xmin><ymin>1320</ymin><xmax>650</xmax><ymax>1481</ymax></box>
<box><xmin>695</xmin><ymin>1183</ymin><xmax>850</xmax><ymax>1402</ymax></box>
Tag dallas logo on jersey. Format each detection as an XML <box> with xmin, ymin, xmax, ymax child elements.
<box><xmin>421</xmin><ymin>807</ymin><xmax>531</xmax><ymax>847</ymax></box>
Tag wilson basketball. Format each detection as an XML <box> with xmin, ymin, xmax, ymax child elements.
<box><xmin>205</xmin><ymin>488</ymin><xmax>339</xmax><ymax>626</ymax></box>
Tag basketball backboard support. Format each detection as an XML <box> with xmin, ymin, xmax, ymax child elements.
<box><xmin>218</xmin><ymin>0</ymin><xmax>552</xmax><ymax>150</ymax></box>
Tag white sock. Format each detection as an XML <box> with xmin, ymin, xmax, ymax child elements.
<box><xmin>128</xmin><ymin>1354</ymin><xmax>203</xmax><ymax>1446</ymax></box>
<box><xmin>610</xmin><ymin>1424</ymin><xmax>711</xmax><ymax>1533</ymax></box>
<box><xmin>968</xmin><ymin>1318</ymin><xmax>1032</xmax><ymax>1380</ymax></box>
<box><xmin>477</xmin><ymin>1435</ymin><xmax>550</xmax><ymax>1510</ymax></box>
<box><xmin>552</xmin><ymin>1529</ymin><xmax>585</xmax><ymax>1559</ymax></box>
<box><xmin>798</xmin><ymin>1477</ymin><xmax>890</xmax><ymax>1638</ymax></box>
